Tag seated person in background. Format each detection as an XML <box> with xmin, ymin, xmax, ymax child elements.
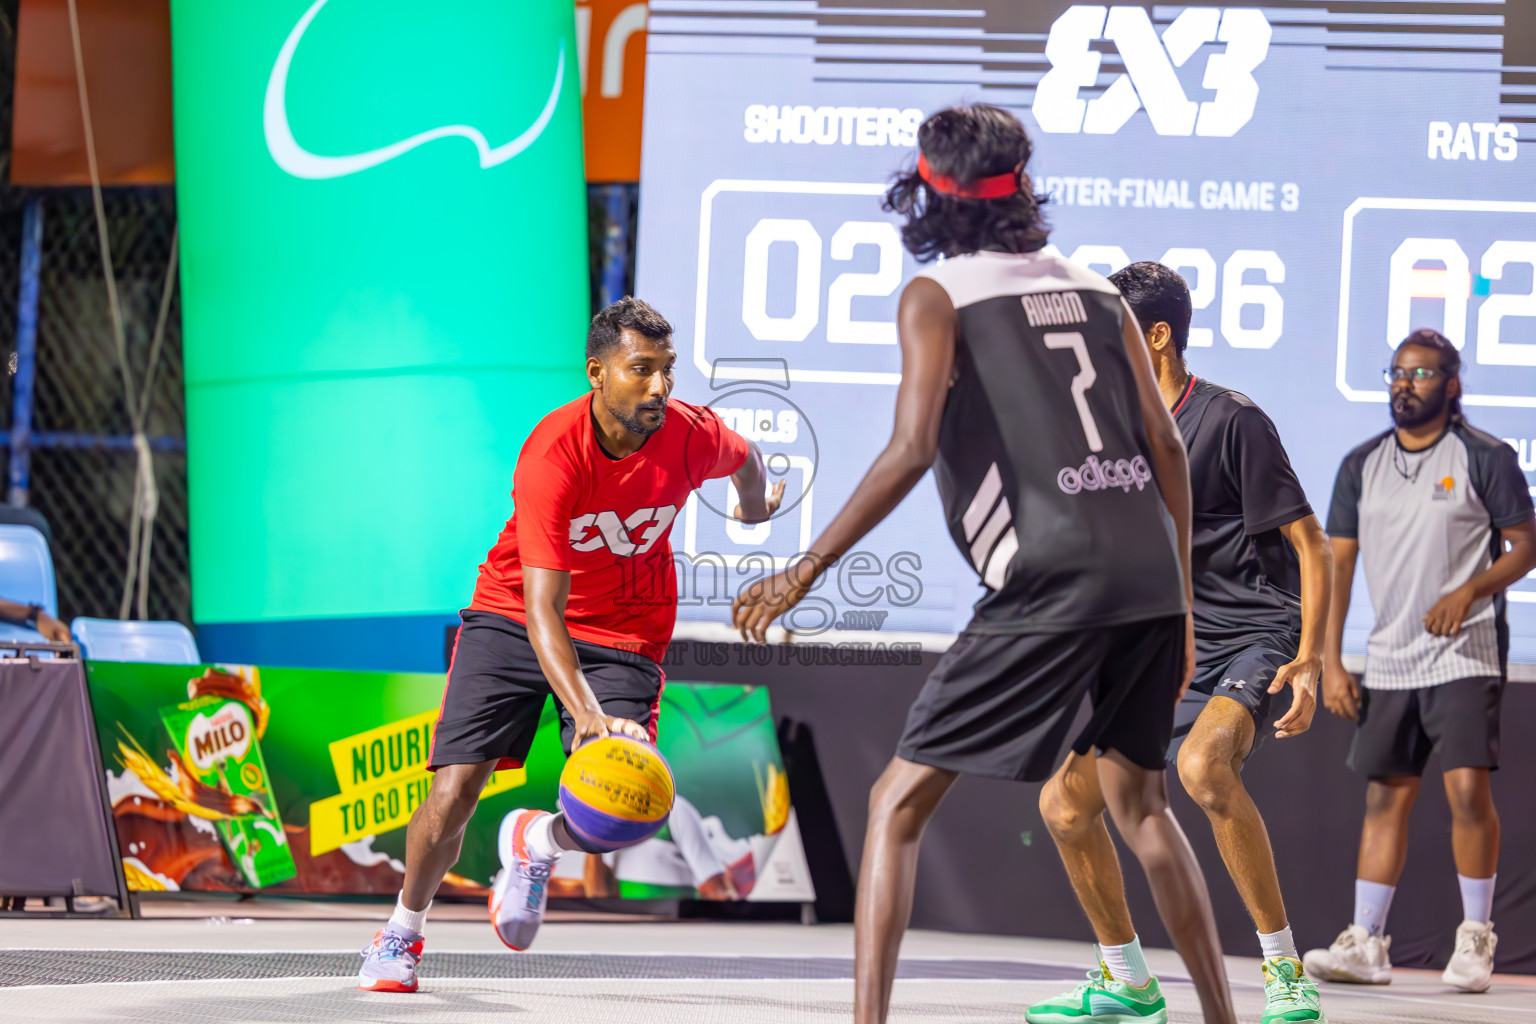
<box><xmin>0</xmin><ymin>596</ymin><xmax>68</xmax><ymax>641</ymax></box>
<box><xmin>0</xmin><ymin>504</ymin><xmax>65</xmax><ymax>642</ymax></box>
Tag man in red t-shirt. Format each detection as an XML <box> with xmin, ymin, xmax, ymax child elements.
<box><xmin>359</xmin><ymin>298</ymin><xmax>780</xmax><ymax>992</ymax></box>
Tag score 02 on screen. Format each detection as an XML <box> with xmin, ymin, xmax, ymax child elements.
<box><xmin>695</xmin><ymin>181</ymin><xmax>1289</xmax><ymax>375</ymax></box>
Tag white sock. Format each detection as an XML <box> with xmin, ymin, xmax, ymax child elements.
<box><xmin>1259</xmin><ymin>925</ymin><xmax>1298</xmax><ymax>961</ymax></box>
<box><xmin>524</xmin><ymin>811</ymin><xmax>577</xmax><ymax>862</ymax></box>
<box><xmin>389</xmin><ymin>892</ymin><xmax>428</xmax><ymax>937</ymax></box>
<box><xmin>1099</xmin><ymin>936</ymin><xmax>1152</xmax><ymax>987</ymax></box>
<box><xmin>1354</xmin><ymin>879</ymin><xmax>1395</xmax><ymax>938</ymax></box>
<box><xmin>1458</xmin><ymin>874</ymin><xmax>1496</xmax><ymax>924</ymax></box>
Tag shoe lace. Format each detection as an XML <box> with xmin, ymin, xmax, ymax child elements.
<box><xmin>1336</xmin><ymin>927</ymin><xmax>1386</xmax><ymax>960</ymax></box>
<box><xmin>363</xmin><ymin>930</ymin><xmax>419</xmax><ymax>966</ymax></box>
<box><xmin>1263</xmin><ymin>960</ymin><xmax>1304</xmax><ymax>1004</ymax></box>
<box><xmin>1068</xmin><ymin>967</ymin><xmax>1111</xmax><ymax>998</ymax></box>
<box><xmin>1457</xmin><ymin>928</ymin><xmax>1494</xmax><ymax>959</ymax></box>
<box><xmin>517</xmin><ymin>858</ymin><xmax>552</xmax><ymax>907</ymax></box>
<box><xmin>519</xmin><ymin>859</ymin><xmax>553</xmax><ymax>880</ymax></box>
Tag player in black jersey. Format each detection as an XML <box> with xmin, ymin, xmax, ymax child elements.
<box><xmin>733</xmin><ymin>106</ymin><xmax>1235</xmax><ymax>1024</ymax></box>
<box><xmin>1105</xmin><ymin>263</ymin><xmax>1333</xmax><ymax>1023</ymax></box>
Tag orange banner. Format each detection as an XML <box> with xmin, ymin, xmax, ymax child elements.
<box><xmin>11</xmin><ymin>0</ymin><xmax>174</xmax><ymax>185</ymax></box>
<box><xmin>578</xmin><ymin>0</ymin><xmax>647</xmax><ymax>183</ymax></box>
<box><xmin>13</xmin><ymin>1</ymin><xmax>645</xmax><ymax>186</ymax></box>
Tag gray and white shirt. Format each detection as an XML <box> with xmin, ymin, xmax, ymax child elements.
<box><xmin>1327</xmin><ymin>423</ymin><xmax>1534</xmax><ymax>689</ymax></box>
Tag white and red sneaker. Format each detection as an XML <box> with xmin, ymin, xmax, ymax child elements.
<box><xmin>357</xmin><ymin>926</ymin><xmax>423</xmax><ymax>992</ymax></box>
<box><xmin>489</xmin><ymin>808</ymin><xmax>556</xmax><ymax>951</ymax></box>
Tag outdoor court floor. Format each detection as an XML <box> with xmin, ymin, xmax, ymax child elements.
<box><xmin>3</xmin><ymin>900</ymin><xmax>1534</xmax><ymax>1023</ymax></box>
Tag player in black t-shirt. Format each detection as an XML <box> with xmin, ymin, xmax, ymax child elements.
<box><xmin>1110</xmin><ymin>262</ymin><xmax>1333</xmax><ymax>1023</ymax></box>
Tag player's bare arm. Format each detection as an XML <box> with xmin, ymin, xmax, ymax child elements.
<box><xmin>1118</xmin><ymin>299</ymin><xmax>1196</xmax><ymax>693</ymax></box>
<box><xmin>731</xmin><ymin>275</ymin><xmax>956</xmax><ymax>641</ymax></box>
<box><xmin>731</xmin><ymin>440</ymin><xmax>787</xmax><ymax>524</ymax></box>
<box><xmin>523</xmin><ymin>565</ymin><xmax>648</xmax><ymax>745</ymax></box>
<box><xmin>1270</xmin><ymin>514</ymin><xmax>1333</xmax><ymax>739</ymax></box>
<box><xmin>1322</xmin><ymin>536</ymin><xmax>1361</xmax><ymax>721</ymax></box>
<box><xmin>1423</xmin><ymin>518</ymin><xmax>1536</xmax><ymax>638</ymax></box>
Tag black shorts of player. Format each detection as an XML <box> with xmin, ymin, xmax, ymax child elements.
<box><xmin>1166</xmin><ymin>646</ymin><xmax>1289</xmax><ymax>765</ymax></box>
<box><xmin>1347</xmin><ymin>676</ymin><xmax>1503</xmax><ymax>779</ymax></box>
<box><xmin>896</xmin><ymin>615</ymin><xmax>1186</xmax><ymax>783</ymax></box>
<box><xmin>428</xmin><ymin>609</ymin><xmax>664</xmax><ymax>772</ymax></box>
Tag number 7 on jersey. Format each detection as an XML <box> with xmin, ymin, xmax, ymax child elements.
<box><xmin>1043</xmin><ymin>331</ymin><xmax>1104</xmax><ymax>452</ymax></box>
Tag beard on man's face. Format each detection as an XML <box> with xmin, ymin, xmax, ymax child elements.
<box><xmin>607</xmin><ymin>392</ymin><xmax>667</xmax><ymax>436</ymax></box>
<box><xmin>1390</xmin><ymin>385</ymin><xmax>1448</xmax><ymax>429</ymax></box>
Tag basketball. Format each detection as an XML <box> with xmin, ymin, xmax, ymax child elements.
<box><xmin>558</xmin><ymin>735</ymin><xmax>675</xmax><ymax>853</ymax></box>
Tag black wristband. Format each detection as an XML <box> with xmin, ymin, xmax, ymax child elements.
<box><xmin>23</xmin><ymin>604</ymin><xmax>41</xmax><ymax>630</ymax></box>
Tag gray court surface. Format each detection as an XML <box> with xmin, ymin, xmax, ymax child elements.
<box><xmin>3</xmin><ymin>913</ymin><xmax>1534</xmax><ymax>1023</ymax></box>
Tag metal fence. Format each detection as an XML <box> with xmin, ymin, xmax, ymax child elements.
<box><xmin>0</xmin><ymin>8</ymin><xmax>189</xmax><ymax>626</ymax></box>
<box><xmin>0</xmin><ymin>184</ymin><xmax>188</xmax><ymax>625</ymax></box>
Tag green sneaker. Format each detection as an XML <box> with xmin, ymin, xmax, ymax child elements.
<box><xmin>1025</xmin><ymin>966</ymin><xmax>1168</xmax><ymax>1023</ymax></box>
<box><xmin>1261</xmin><ymin>957</ymin><xmax>1327</xmax><ymax>1023</ymax></box>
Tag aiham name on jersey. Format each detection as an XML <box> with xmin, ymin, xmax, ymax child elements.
<box><xmin>568</xmin><ymin>505</ymin><xmax>678</xmax><ymax>557</ymax></box>
<box><xmin>1021</xmin><ymin>290</ymin><xmax>1088</xmax><ymax>327</ymax></box>
<box><xmin>1057</xmin><ymin>453</ymin><xmax>1152</xmax><ymax>496</ymax></box>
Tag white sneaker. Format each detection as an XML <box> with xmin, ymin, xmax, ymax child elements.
<box><xmin>1442</xmin><ymin>920</ymin><xmax>1496</xmax><ymax>993</ymax></box>
<box><xmin>488</xmin><ymin>808</ymin><xmax>554</xmax><ymax>951</ymax></box>
<box><xmin>1302</xmin><ymin>924</ymin><xmax>1392</xmax><ymax>985</ymax></box>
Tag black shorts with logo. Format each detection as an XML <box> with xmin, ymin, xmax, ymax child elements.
<box><xmin>1166</xmin><ymin>645</ymin><xmax>1289</xmax><ymax>764</ymax></box>
<box><xmin>428</xmin><ymin>609</ymin><xmax>663</xmax><ymax>771</ymax></box>
<box><xmin>1347</xmin><ymin>675</ymin><xmax>1503</xmax><ymax>779</ymax></box>
<box><xmin>896</xmin><ymin>615</ymin><xmax>1186</xmax><ymax>782</ymax></box>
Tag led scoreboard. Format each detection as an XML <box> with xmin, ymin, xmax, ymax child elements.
<box><xmin>635</xmin><ymin>1</ymin><xmax>1536</xmax><ymax>658</ymax></box>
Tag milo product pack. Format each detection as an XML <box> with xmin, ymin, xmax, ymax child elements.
<box><xmin>159</xmin><ymin>694</ymin><xmax>297</xmax><ymax>888</ymax></box>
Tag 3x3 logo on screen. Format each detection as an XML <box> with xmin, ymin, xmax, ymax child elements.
<box><xmin>1032</xmin><ymin>6</ymin><xmax>1271</xmax><ymax>137</ymax></box>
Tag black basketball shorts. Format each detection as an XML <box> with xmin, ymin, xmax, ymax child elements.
<box><xmin>428</xmin><ymin>609</ymin><xmax>664</xmax><ymax>771</ymax></box>
<box><xmin>896</xmin><ymin>614</ymin><xmax>1186</xmax><ymax>782</ymax></box>
<box><xmin>1166</xmin><ymin>645</ymin><xmax>1290</xmax><ymax>764</ymax></box>
<box><xmin>1347</xmin><ymin>676</ymin><xmax>1503</xmax><ymax>779</ymax></box>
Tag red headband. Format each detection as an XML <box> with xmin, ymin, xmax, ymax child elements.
<box><xmin>917</xmin><ymin>153</ymin><xmax>1021</xmax><ymax>200</ymax></box>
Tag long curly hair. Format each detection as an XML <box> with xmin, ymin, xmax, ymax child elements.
<box><xmin>883</xmin><ymin>104</ymin><xmax>1050</xmax><ymax>263</ymax></box>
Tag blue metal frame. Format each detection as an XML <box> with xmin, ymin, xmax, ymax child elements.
<box><xmin>599</xmin><ymin>183</ymin><xmax>634</xmax><ymax>308</ymax></box>
<box><xmin>17</xmin><ymin>433</ymin><xmax>186</xmax><ymax>453</ymax></box>
<box><xmin>9</xmin><ymin>198</ymin><xmax>43</xmax><ymax>507</ymax></box>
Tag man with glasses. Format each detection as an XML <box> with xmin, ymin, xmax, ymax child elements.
<box><xmin>1304</xmin><ymin>329</ymin><xmax>1536</xmax><ymax>993</ymax></box>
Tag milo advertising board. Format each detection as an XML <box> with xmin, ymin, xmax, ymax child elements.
<box><xmin>86</xmin><ymin>662</ymin><xmax>813</xmax><ymax>903</ymax></box>
<box><xmin>159</xmin><ymin>695</ymin><xmax>296</xmax><ymax>888</ymax></box>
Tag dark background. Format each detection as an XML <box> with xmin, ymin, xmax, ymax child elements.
<box><xmin>676</xmin><ymin>644</ymin><xmax>1536</xmax><ymax>974</ymax></box>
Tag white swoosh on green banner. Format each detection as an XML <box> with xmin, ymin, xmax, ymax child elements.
<box><xmin>263</xmin><ymin>0</ymin><xmax>565</xmax><ymax>180</ymax></box>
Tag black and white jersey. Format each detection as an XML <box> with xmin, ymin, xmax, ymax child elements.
<box><xmin>917</xmin><ymin>250</ymin><xmax>1186</xmax><ymax>633</ymax></box>
<box><xmin>1171</xmin><ymin>377</ymin><xmax>1312</xmax><ymax>660</ymax></box>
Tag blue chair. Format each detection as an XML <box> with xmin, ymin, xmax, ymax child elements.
<box><xmin>0</xmin><ymin>524</ymin><xmax>57</xmax><ymax>648</ymax></box>
<box><xmin>71</xmin><ymin>618</ymin><xmax>201</xmax><ymax>665</ymax></box>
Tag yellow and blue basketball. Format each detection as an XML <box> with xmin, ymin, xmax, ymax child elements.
<box><xmin>558</xmin><ymin>735</ymin><xmax>675</xmax><ymax>853</ymax></box>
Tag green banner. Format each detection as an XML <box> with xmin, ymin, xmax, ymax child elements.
<box><xmin>87</xmin><ymin>662</ymin><xmax>813</xmax><ymax>902</ymax></box>
<box><xmin>171</xmin><ymin>0</ymin><xmax>590</xmax><ymax>626</ymax></box>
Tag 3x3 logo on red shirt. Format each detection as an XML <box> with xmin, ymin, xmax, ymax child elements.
<box><xmin>568</xmin><ymin>505</ymin><xmax>679</xmax><ymax>557</ymax></box>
